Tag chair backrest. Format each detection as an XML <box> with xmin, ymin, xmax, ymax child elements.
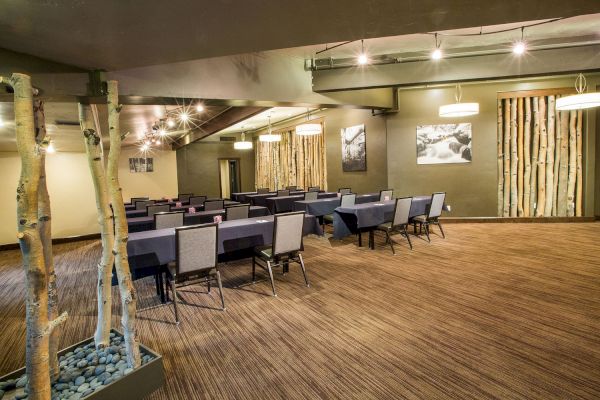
<box><xmin>177</xmin><ymin>193</ymin><xmax>193</xmax><ymax>203</ymax></box>
<box><xmin>272</xmin><ymin>212</ymin><xmax>305</xmax><ymax>256</ymax></box>
<box><xmin>257</xmin><ymin>188</ymin><xmax>270</xmax><ymax>194</ymax></box>
<box><xmin>175</xmin><ymin>223</ymin><xmax>218</xmax><ymax>276</ymax></box>
<box><xmin>131</xmin><ymin>197</ymin><xmax>149</xmax><ymax>204</ymax></box>
<box><xmin>379</xmin><ymin>189</ymin><xmax>394</xmax><ymax>201</ymax></box>
<box><xmin>189</xmin><ymin>195</ymin><xmax>207</xmax><ymax>206</ymax></box>
<box><xmin>340</xmin><ymin>193</ymin><xmax>356</xmax><ymax>207</ymax></box>
<box><xmin>135</xmin><ymin>199</ymin><xmax>155</xmax><ymax>211</ymax></box>
<box><xmin>338</xmin><ymin>188</ymin><xmax>351</xmax><ymax>195</ymax></box>
<box><xmin>392</xmin><ymin>197</ymin><xmax>412</xmax><ymax>228</ymax></box>
<box><xmin>304</xmin><ymin>191</ymin><xmax>318</xmax><ymax>201</ymax></box>
<box><xmin>147</xmin><ymin>204</ymin><xmax>171</xmax><ymax>216</ymax></box>
<box><xmin>277</xmin><ymin>189</ymin><xmax>290</xmax><ymax>197</ymax></box>
<box><xmin>154</xmin><ymin>211</ymin><xmax>185</xmax><ymax>230</ymax></box>
<box><xmin>308</xmin><ymin>186</ymin><xmax>320</xmax><ymax>192</ymax></box>
<box><xmin>428</xmin><ymin>192</ymin><xmax>446</xmax><ymax>219</ymax></box>
<box><xmin>225</xmin><ymin>204</ymin><xmax>249</xmax><ymax>221</ymax></box>
<box><xmin>204</xmin><ymin>199</ymin><xmax>225</xmax><ymax>211</ymax></box>
<box><xmin>285</xmin><ymin>185</ymin><xmax>297</xmax><ymax>191</ymax></box>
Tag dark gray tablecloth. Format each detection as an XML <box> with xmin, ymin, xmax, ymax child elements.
<box><xmin>332</xmin><ymin>196</ymin><xmax>447</xmax><ymax>239</ymax></box>
<box><xmin>246</xmin><ymin>191</ymin><xmax>307</xmax><ymax>207</ymax></box>
<box><xmin>127</xmin><ymin>214</ymin><xmax>323</xmax><ymax>265</ymax></box>
<box><xmin>231</xmin><ymin>192</ymin><xmax>257</xmax><ymax>203</ymax></box>
<box><xmin>126</xmin><ymin>206</ymin><xmax>270</xmax><ymax>232</ymax></box>
<box><xmin>125</xmin><ymin>200</ymin><xmax>239</xmax><ymax>217</ymax></box>
<box><xmin>265</xmin><ymin>192</ymin><xmax>338</xmax><ymax>213</ymax></box>
<box><xmin>293</xmin><ymin>193</ymin><xmax>380</xmax><ymax>216</ymax></box>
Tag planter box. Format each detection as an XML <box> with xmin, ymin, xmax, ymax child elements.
<box><xmin>0</xmin><ymin>329</ymin><xmax>164</xmax><ymax>400</ymax></box>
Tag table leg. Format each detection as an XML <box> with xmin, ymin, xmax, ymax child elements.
<box><xmin>358</xmin><ymin>231</ymin><xmax>363</xmax><ymax>247</ymax></box>
<box><xmin>369</xmin><ymin>230</ymin><xmax>375</xmax><ymax>250</ymax></box>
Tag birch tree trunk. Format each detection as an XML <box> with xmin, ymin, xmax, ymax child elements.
<box><xmin>497</xmin><ymin>100</ymin><xmax>504</xmax><ymax>216</ymax></box>
<box><xmin>517</xmin><ymin>98</ymin><xmax>524</xmax><ymax>216</ymax></box>
<box><xmin>557</xmin><ymin>111</ymin><xmax>569</xmax><ymax>216</ymax></box>
<box><xmin>529</xmin><ymin>98</ymin><xmax>540</xmax><ymax>215</ymax></box>
<box><xmin>1</xmin><ymin>73</ymin><xmax>66</xmax><ymax>400</ymax></box>
<box><xmin>523</xmin><ymin>98</ymin><xmax>531</xmax><ymax>217</ymax></box>
<box><xmin>509</xmin><ymin>99</ymin><xmax>518</xmax><ymax>217</ymax></box>
<box><xmin>79</xmin><ymin>103</ymin><xmax>115</xmax><ymax>349</ymax></box>
<box><xmin>552</xmin><ymin>101</ymin><xmax>561</xmax><ymax>216</ymax></box>
<box><xmin>544</xmin><ymin>96</ymin><xmax>555</xmax><ymax>216</ymax></box>
<box><xmin>536</xmin><ymin>97</ymin><xmax>547</xmax><ymax>217</ymax></box>
<box><xmin>33</xmin><ymin>100</ymin><xmax>62</xmax><ymax>383</ymax></box>
<box><xmin>576</xmin><ymin>110</ymin><xmax>583</xmax><ymax>216</ymax></box>
<box><xmin>503</xmin><ymin>99</ymin><xmax>511</xmax><ymax>217</ymax></box>
<box><xmin>567</xmin><ymin>111</ymin><xmax>577</xmax><ymax>217</ymax></box>
<box><xmin>106</xmin><ymin>80</ymin><xmax>141</xmax><ymax>368</ymax></box>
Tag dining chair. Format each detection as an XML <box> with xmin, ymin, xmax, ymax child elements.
<box><xmin>411</xmin><ymin>192</ymin><xmax>446</xmax><ymax>241</ymax></box>
<box><xmin>204</xmin><ymin>200</ymin><xmax>225</xmax><ymax>211</ymax></box>
<box><xmin>131</xmin><ymin>197</ymin><xmax>149</xmax><ymax>204</ymax></box>
<box><xmin>147</xmin><ymin>204</ymin><xmax>171</xmax><ymax>217</ymax></box>
<box><xmin>304</xmin><ymin>191</ymin><xmax>318</xmax><ymax>201</ymax></box>
<box><xmin>257</xmin><ymin>188</ymin><xmax>270</xmax><ymax>194</ymax></box>
<box><xmin>167</xmin><ymin>223</ymin><xmax>225</xmax><ymax>324</ymax></box>
<box><xmin>308</xmin><ymin>186</ymin><xmax>320</xmax><ymax>192</ymax></box>
<box><xmin>375</xmin><ymin>197</ymin><xmax>413</xmax><ymax>254</ymax></box>
<box><xmin>277</xmin><ymin>189</ymin><xmax>290</xmax><ymax>197</ymax></box>
<box><xmin>323</xmin><ymin>193</ymin><xmax>356</xmax><ymax>229</ymax></box>
<box><xmin>135</xmin><ymin>199</ymin><xmax>155</xmax><ymax>211</ymax></box>
<box><xmin>189</xmin><ymin>195</ymin><xmax>207</xmax><ymax>206</ymax></box>
<box><xmin>338</xmin><ymin>188</ymin><xmax>351</xmax><ymax>195</ymax></box>
<box><xmin>225</xmin><ymin>204</ymin><xmax>250</xmax><ymax>221</ymax></box>
<box><xmin>154</xmin><ymin>211</ymin><xmax>185</xmax><ymax>230</ymax></box>
<box><xmin>285</xmin><ymin>185</ymin><xmax>297</xmax><ymax>191</ymax></box>
<box><xmin>177</xmin><ymin>193</ymin><xmax>193</xmax><ymax>203</ymax></box>
<box><xmin>379</xmin><ymin>189</ymin><xmax>394</xmax><ymax>201</ymax></box>
<box><xmin>252</xmin><ymin>211</ymin><xmax>309</xmax><ymax>296</ymax></box>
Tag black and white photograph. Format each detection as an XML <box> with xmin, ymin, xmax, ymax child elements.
<box><xmin>341</xmin><ymin>124</ymin><xmax>366</xmax><ymax>171</ymax></box>
<box><xmin>129</xmin><ymin>157</ymin><xmax>154</xmax><ymax>172</ymax></box>
<box><xmin>416</xmin><ymin>123</ymin><xmax>472</xmax><ymax>165</ymax></box>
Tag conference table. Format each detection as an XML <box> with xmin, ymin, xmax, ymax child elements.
<box><xmin>126</xmin><ymin>200</ymin><xmax>239</xmax><ymax>218</ymax></box>
<box><xmin>126</xmin><ymin>205</ymin><xmax>270</xmax><ymax>232</ymax></box>
<box><xmin>332</xmin><ymin>196</ymin><xmax>449</xmax><ymax>248</ymax></box>
<box><xmin>246</xmin><ymin>191</ymin><xmax>308</xmax><ymax>207</ymax></box>
<box><xmin>293</xmin><ymin>193</ymin><xmax>380</xmax><ymax>216</ymax></box>
<box><xmin>265</xmin><ymin>192</ymin><xmax>338</xmax><ymax>214</ymax></box>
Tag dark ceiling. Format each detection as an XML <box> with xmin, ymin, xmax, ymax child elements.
<box><xmin>1</xmin><ymin>0</ymin><xmax>598</xmax><ymax>70</ymax></box>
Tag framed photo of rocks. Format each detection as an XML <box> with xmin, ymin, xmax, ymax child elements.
<box><xmin>416</xmin><ymin>123</ymin><xmax>472</xmax><ymax>164</ymax></box>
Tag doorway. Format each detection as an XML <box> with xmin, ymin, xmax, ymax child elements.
<box><xmin>218</xmin><ymin>158</ymin><xmax>241</xmax><ymax>199</ymax></box>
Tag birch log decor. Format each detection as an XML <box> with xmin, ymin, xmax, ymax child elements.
<box><xmin>497</xmin><ymin>89</ymin><xmax>585</xmax><ymax>218</ymax></box>
<box><xmin>79</xmin><ymin>103</ymin><xmax>115</xmax><ymax>349</ymax></box>
<box><xmin>106</xmin><ymin>80</ymin><xmax>141</xmax><ymax>368</ymax></box>
<box><xmin>1</xmin><ymin>73</ymin><xmax>67</xmax><ymax>399</ymax></box>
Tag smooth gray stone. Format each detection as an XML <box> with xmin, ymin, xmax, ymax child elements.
<box><xmin>98</xmin><ymin>357</ymin><xmax>107</xmax><ymax>364</ymax></box>
<box><xmin>94</xmin><ymin>365</ymin><xmax>105</xmax><ymax>375</ymax></box>
<box><xmin>74</xmin><ymin>376</ymin><xmax>85</xmax><ymax>386</ymax></box>
<box><xmin>55</xmin><ymin>383</ymin><xmax>69</xmax><ymax>391</ymax></box>
<box><xmin>83</xmin><ymin>388</ymin><xmax>94</xmax><ymax>396</ymax></box>
<box><xmin>83</xmin><ymin>367</ymin><xmax>95</xmax><ymax>378</ymax></box>
<box><xmin>15</xmin><ymin>393</ymin><xmax>28</xmax><ymax>400</ymax></box>
<box><xmin>76</xmin><ymin>360</ymin><xmax>88</xmax><ymax>368</ymax></box>
<box><xmin>68</xmin><ymin>393</ymin><xmax>82</xmax><ymax>400</ymax></box>
<box><xmin>90</xmin><ymin>378</ymin><xmax>101</xmax><ymax>389</ymax></box>
<box><xmin>111</xmin><ymin>354</ymin><xmax>120</xmax><ymax>363</ymax></box>
<box><xmin>105</xmin><ymin>365</ymin><xmax>116</xmax><ymax>374</ymax></box>
<box><xmin>15</xmin><ymin>375</ymin><xmax>28</xmax><ymax>388</ymax></box>
<box><xmin>76</xmin><ymin>382</ymin><xmax>90</xmax><ymax>393</ymax></box>
<box><xmin>103</xmin><ymin>377</ymin><xmax>113</xmax><ymax>385</ymax></box>
<box><xmin>58</xmin><ymin>373</ymin><xmax>72</xmax><ymax>383</ymax></box>
<box><xmin>108</xmin><ymin>346</ymin><xmax>119</xmax><ymax>355</ymax></box>
<box><xmin>97</xmin><ymin>372</ymin><xmax>110</xmax><ymax>383</ymax></box>
<box><xmin>123</xmin><ymin>368</ymin><xmax>134</xmax><ymax>375</ymax></box>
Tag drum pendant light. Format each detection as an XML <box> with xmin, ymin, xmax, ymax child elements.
<box><xmin>439</xmin><ymin>84</ymin><xmax>479</xmax><ymax>117</ymax></box>
<box><xmin>556</xmin><ymin>74</ymin><xmax>600</xmax><ymax>111</ymax></box>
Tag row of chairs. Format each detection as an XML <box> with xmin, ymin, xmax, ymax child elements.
<box><xmin>167</xmin><ymin>211</ymin><xmax>309</xmax><ymax>324</ymax></box>
<box><xmin>154</xmin><ymin>204</ymin><xmax>251</xmax><ymax>230</ymax></box>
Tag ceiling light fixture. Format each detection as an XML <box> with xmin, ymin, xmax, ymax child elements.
<box><xmin>512</xmin><ymin>27</ymin><xmax>527</xmax><ymax>55</ymax></box>
<box><xmin>167</xmin><ymin>118</ymin><xmax>175</xmax><ymax>128</ymax></box>
<box><xmin>296</xmin><ymin>109</ymin><xmax>322</xmax><ymax>136</ymax></box>
<box><xmin>259</xmin><ymin>116</ymin><xmax>281</xmax><ymax>142</ymax></box>
<box><xmin>179</xmin><ymin>112</ymin><xmax>189</xmax><ymax>122</ymax></box>
<box><xmin>439</xmin><ymin>84</ymin><xmax>480</xmax><ymax>117</ymax></box>
<box><xmin>357</xmin><ymin>39</ymin><xmax>369</xmax><ymax>65</ymax></box>
<box><xmin>431</xmin><ymin>33</ymin><xmax>443</xmax><ymax>60</ymax></box>
<box><xmin>234</xmin><ymin>131</ymin><xmax>253</xmax><ymax>150</ymax></box>
<box><xmin>45</xmin><ymin>139</ymin><xmax>56</xmax><ymax>154</ymax></box>
<box><xmin>196</xmin><ymin>104</ymin><xmax>204</xmax><ymax>112</ymax></box>
<box><xmin>556</xmin><ymin>73</ymin><xmax>600</xmax><ymax>111</ymax></box>
<box><xmin>0</xmin><ymin>117</ymin><xmax>4</xmax><ymax>127</ymax></box>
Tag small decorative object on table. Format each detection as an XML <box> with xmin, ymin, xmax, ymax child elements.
<box><xmin>189</xmin><ymin>207</ymin><xmax>196</xmax><ymax>214</ymax></box>
<box><xmin>213</xmin><ymin>215</ymin><xmax>223</xmax><ymax>224</ymax></box>
<box><xmin>175</xmin><ymin>202</ymin><xmax>182</xmax><ymax>207</ymax></box>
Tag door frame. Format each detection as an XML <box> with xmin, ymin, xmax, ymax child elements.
<box><xmin>217</xmin><ymin>157</ymin><xmax>242</xmax><ymax>198</ymax></box>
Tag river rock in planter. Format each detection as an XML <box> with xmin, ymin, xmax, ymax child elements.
<box><xmin>94</xmin><ymin>365</ymin><xmax>106</xmax><ymax>376</ymax></box>
<box><xmin>15</xmin><ymin>375</ymin><xmax>27</xmax><ymax>388</ymax></box>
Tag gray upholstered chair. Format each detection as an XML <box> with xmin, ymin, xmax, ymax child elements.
<box><xmin>323</xmin><ymin>193</ymin><xmax>356</xmax><ymax>229</ymax></box>
<box><xmin>277</xmin><ymin>189</ymin><xmax>290</xmax><ymax>197</ymax></box>
<box><xmin>225</xmin><ymin>204</ymin><xmax>249</xmax><ymax>221</ymax></box>
<box><xmin>379</xmin><ymin>189</ymin><xmax>394</xmax><ymax>201</ymax></box>
<box><xmin>177</xmin><ymin>193</ymin><xmax>193</xmax><ymax>203</ymax></box>
<box><xmin>204</xmin><ymin>199</ymin><xmax>225</xmax><ymax>211</ymax></box>
<box><xmin>147</xmin><ymin>203</ymin><xmax>171</xmax><ymax>217</ymax></box>
<box><xmin>338</xmin><ymin>188</ymin><xmax>351</xmax><ymax>195</ymax></box>
<box><xmin>376</xmin><ymin>197</ymin><xmax>413</xmax><ymax>254</ymax></box>
<box><xmin>308</xmin><ymin>186</ymin><xmax>320</xmax><ymax>192</ymax></box>
<box><xmin>257</xmin><ymin>188</ymin><xmax>270</xmax><ymax>194</ymax></box>
<box><xmin>412</xmin><ymin>192</ymin><xmax>446</xmax><ymax>241</ymax></box>
<box><xmin>304</xmin><ymin>191</ymin><xmax>318</xmax><ymax>201</ymax></box>
<box><xmin>189</xmin><ymin>195</ymin><xmax>207</xmax><ymax>206</ymax></box>
<box><xmin>167</xmin><ymin>223</ymin><xmax>225</xmax><ymax>324</ymax></box>
<box><xmin>252</xmin><ymin>211</ymin><xmax>309</xmax><ymax>296</ymax></box>
<box><xmin>135</xmin><ymin>199</ymin><xmax>155</xmax><ymax>211</ymax></box>
<box><xmin>285</xmin><ymin>185</ymin><xmax>297</xmax><ymax>191</ymax></box>
<box><xmin>154</xmin><ymin>211</ymin><xmax>185</xmax><ymax>230</ymax></box>
<box><xmin>130</xmin><ymin>197</ymin><xmax>149</xmax><ymax>204</ymax></box>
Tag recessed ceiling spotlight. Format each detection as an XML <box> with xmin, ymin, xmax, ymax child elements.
<box><xmin>158</xmin><ymin>129</ymin><xmax>167</xmax><ymax>136</ymax></box>
<box><xmin>196</xmin><ymin>104</ymin><xmax>204</xmax><ymax>112</ymax></box>
<box><xmin>45</xmin><ymin>140</ymin><xmax>55</xmax><ymax>154</ymax></box>
<box><xmin>167</xmin><ymin>118</ymin><xmax>175</xmax><ymax>127</ymax></box>
<box><xmin>431</xmin><ymin>33</ymin><xmax>443</xmax><ymax>60</ymax></box>
<box><xmin>141</xmin><ymin>143</ymin><xmax>149</xmax><ymax>151</ymax></box>
<box><xmin>513</xmin><ymin>27</ymin><xmax>527</xmax><ymax>55</ymax></box>
<box><xmin>180</xmin><ymin>112</ymin><xmax>189</xmax><ymax>122</ymax></box>
<box><xmin>357</xmin><ymin>40</ymin><xmax>369</xmax><ymax>65</ymax></box>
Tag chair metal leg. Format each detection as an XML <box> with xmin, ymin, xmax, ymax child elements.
<box><xmin>298</xmin><ymin>253</ymin><xmax>310</xmax><ymax>287</ymax></box>
<box><xmin>424</xmin><ymin>223</ymin><xmax>431</xmax><ymax>242</ymax></box>
<box><xmin>215</xmin><ymin>271</ymin><xmax>226</xmax><ymax>311</ymax></box>
<box><xmin>358</xmin><ymin>231</ymin><xmax>362</xmax><ymax>247</ymax></box>
<box><xmin>386</xmin><ymin>231</ymin><xmax>395</xmax><ymax>255</ymax></box>
<box><xmin>403</xmin><ymin>226</ymin><xmax>413</xmax><ymax>250</ymax></box>
<box><xmin>155</xmin><ymin>273</ymin><xmax>160</xmax><ymax>295</ymax></box>
<box><xmin>252</xmin><ymin>256</ymin><xmax>256</xmax><ymax>283</ymax></box>
<box><xmin>207</xmin><ymin>279</ymin><xmax>211</xmax><ymax>293</ymax></box>
<box><xmin>437</xmin><ymin>220</ymin><xmax>446</xmax><ymax>238</ymax></box>
<box><xmin>266</xmin><ymin>261</ymin><xmax>277</xmax><ymax>297</ymax></box>
<box><xmin>171</xmin><ymin>279</ymin><xmax>179</xmax><ymax>325</ymax></box>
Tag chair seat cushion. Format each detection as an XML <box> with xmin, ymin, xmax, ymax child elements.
<box><xmin>254</xmin><ymin>245</ymin><xmax>273</xmax><ymax>260</ymax></box>
<box><xmin>412</xmin><ymin>215</ymin><xmax>427</xmax><ymax>222</ymax></box>
<box><xmin>377</xmin><ymin>222</ymin><xmax>392</xmax><ymax>230</ymax></box>
<box><xmin>323</xmin><ymin>214</ymin><xmax>334</xmax><ymax>223</ymax></box>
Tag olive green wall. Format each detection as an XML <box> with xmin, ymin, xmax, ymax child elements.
<box><xmin>386</xmin><ymin>76</ymin><xmax>599</xmax><ymax>217</ymax></box>
<box><xmin>176</xmin><ymin>142</ymin><xmax>255</xmax><ymax>198</ymax></box>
